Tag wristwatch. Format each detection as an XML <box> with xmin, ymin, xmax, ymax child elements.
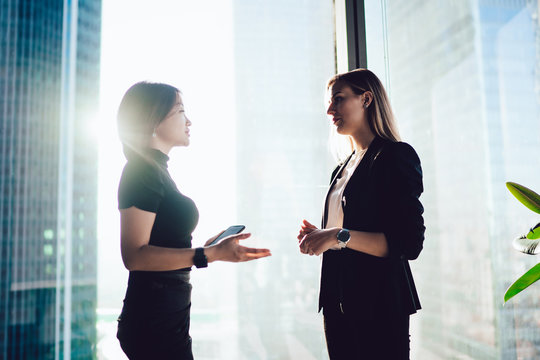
<box><xmin>337</xmin><ymin>228</ymin><xmax>351</xmax><ymax>249</ymax></box>
<box><xmin>193</xmin><ymin>247</ymin><xmax>208</xmax><ymax>268</ymax></box>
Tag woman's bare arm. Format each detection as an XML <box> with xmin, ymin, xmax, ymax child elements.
<box><xmin>121</xmin><ymin>207</ymin><xmax>271</xmax><ymax>271</ymax></box>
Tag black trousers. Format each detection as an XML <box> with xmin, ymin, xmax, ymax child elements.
<box><xmin>117</xmin><ymin>272</ymin><xmax>193</xmax><ymax>360</ymax></box>
<box><xmin>323</xmin><ymin>303</ymin><xmax>410</xmax><ymax>360</ymax></box>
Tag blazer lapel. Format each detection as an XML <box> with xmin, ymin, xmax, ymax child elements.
<box><xmin>321</xmin><ymin>152</ymin><xmax>354</xmax><ymax>229</ymax></box>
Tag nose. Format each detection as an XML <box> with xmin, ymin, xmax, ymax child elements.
<box><xmin>327</xmin><ymin>102</ymin><xmax>335</xmax><ymax>116</ymax></box>
<box><xmin>186</xmin><ymin>116</ymin><xmax>192</xmax><ymax>126</ymax></box>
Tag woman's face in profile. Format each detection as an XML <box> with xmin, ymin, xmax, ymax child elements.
<box><xmin>154</xmin><ymin>93</ymin><xmax>192</xmax><ymax>148</ymax></box>
<box><xmin>326</xmin><ymin>82</ymin><xmax>368</xmax><ymax>137</ymax></box>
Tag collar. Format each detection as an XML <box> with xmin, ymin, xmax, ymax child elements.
<box><xmin>124</xmin><ymin>146</ymin><xmax>170</xmax><ymax>168</ymax></box>
<box><xmin>146</xmin><ymin>148</ymin><xmax>169</xmax><ymax>168</ymax></box>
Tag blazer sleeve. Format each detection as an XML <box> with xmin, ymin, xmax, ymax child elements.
<box><xmin>377</xmin><ymin>142</ymin><xmax>425</xmax><ymax>260</ymax></box>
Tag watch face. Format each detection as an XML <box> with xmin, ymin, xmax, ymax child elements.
<box><xmin>337</xmin><ymin>229</ymin><xmax>350</xmax><ymax>243</ymax></box>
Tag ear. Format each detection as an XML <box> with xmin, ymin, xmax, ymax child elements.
<box><xmin>363</xmin><ymin>91</ymin><xmax>373</xmax><ymax>108</ymax></box>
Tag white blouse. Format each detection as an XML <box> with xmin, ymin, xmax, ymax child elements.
<box><xmin>325</xmin><ymin>149</ymin><xmax>367</xmax><ymax>232</ymax></box>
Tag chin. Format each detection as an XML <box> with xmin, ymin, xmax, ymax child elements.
<box><xmin>176</xmin><ymin>136</ymin><xmax>190</xmax><ymax>145</ymax></box>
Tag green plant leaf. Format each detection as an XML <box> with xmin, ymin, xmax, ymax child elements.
<box><xmin>513</xmin><ymin>233</ymin><xmax>540</xmax><ymax>254</ymax></box>
<box><xmin>506</xmin><ymin>182</ymin><xmax>540</xmax><ymax>214</ymax></box>
<box><xmin>528</xmin><ymin>223</ymin><xmax>540</xmax><ymax>240</ymax></box>
<box><xmin>504</xmin><ymin>262</ymin><xmax>540</xmax><ymax>303</ymax></box>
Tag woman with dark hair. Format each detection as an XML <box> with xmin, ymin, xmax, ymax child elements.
<box><xmin>115</xmin><ymin>81</ymin><xmax>271</xmax><ymax>359</ymax></box>
<box><xmin>297</xmin><ymin>69</ymin><xmax>425</xmax><ymax>359</ymax></box>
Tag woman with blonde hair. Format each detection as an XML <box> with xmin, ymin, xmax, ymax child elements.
<box><xmin>298</xmin><ymin>69</ymin><xmax>424</xmax><ymax>359</ymax></box>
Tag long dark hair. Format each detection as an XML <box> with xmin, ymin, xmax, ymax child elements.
<box><xmin>117</xmin><ymin>81</ymin><xmax>179</xmax><ymax>156</ymax></box>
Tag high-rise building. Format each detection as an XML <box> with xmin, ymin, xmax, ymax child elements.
<box><xmin>189</xmin><ymin>1</ymin><xmax>336</xmax><ymax>359</ymax></box>
<box><xmin>231</xmin><ymin>1</ymin><xmax>335</xmax><ymax>359</ymax></box>
<box><xmin>370</xmin><ymin>0</ymin><xmax>540</xmax><ymax>358</ymax></box>
<box><xmin>0</xmin><ymin>0</ymin><xmax>101</xmax><ymax>359</ymax></box>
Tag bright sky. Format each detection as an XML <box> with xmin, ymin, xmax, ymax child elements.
<box><xmin>97</xmin><ymin>0</ymin><xmax>236</xmax><ymax>315</ymax></box>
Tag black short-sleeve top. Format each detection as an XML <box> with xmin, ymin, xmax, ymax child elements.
<box><xmin>118</xmin><ymin>148</ymin><xmax>199</xmax><ymax>272</ymax></box>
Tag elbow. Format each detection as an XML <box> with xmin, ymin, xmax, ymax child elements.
<box><xmin>122</xmin><ymin>256</ymin><xmax>137</xmax><ymax>271</ymax></box>
<box><xmin>122</xmin><ymin>259</ymin><xmax>136</xmax><ymax>271</ymax></box>
<box><xmin>408</xmin><ymin>230</ymin><xmax>425</xmax><ymax>260</ymax></box>
<box><xmin>386</xmin><ymin>235</ymin><xmax>423</xmax><ymax>260</ymax></box>
<box><xmin>121</xmin><ymin>245</ymin><xmax>147</xmax><ymax>271</ymax></box>
<box><xmin>389</xmin><ymin>224</ymin><xmax>424</xmax><ymax>260</ymax></box>
<box><xmin>404</xmin><ymin>242</ymin><xmax>423</xmax><ymax>260</ymax></box>
<box><xmin>405</xmin><ymin>249</ymin><xmax>421</xmax><ymax>261</ymax></box>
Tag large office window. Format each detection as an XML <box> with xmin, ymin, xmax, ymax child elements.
<box><xmin>364</xmin><ymin>0</ymin><xmax>540</xmax><ymax>358</ymax></box>
<box><xmin>98</xmin><ymin>1</ymin><xmax>335</xmax><ymax>359</ymax></box>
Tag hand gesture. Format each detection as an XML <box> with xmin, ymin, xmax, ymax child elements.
<box><xmin>298</xmin><ymin>220</ymin><xmax>338</xmax><ymax>256</ymax></box>
<box><xmin>209</xmin><ymin>232</ymin><xmax>271</xmax><ymax>262</ymax></box>
<box><xmin>297</xmin><ymin>219</ymin><xmax>318</xmax><ymax>242</ymax></box>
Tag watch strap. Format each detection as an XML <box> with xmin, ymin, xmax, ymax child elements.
<box><xmin>193</xmin><ymin>247</ymin><xmax>208</xmax><ymax>268</ymax></box>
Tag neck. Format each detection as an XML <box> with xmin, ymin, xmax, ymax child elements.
<box><xmin>148</xmin><ymin>139</ymin><xmax>172</xmax><ymax>155</ymax></box>
<box><xmin>351</xmin><ymin>131</ymin><xmax>375</xmax><ymax>153</ymax></box>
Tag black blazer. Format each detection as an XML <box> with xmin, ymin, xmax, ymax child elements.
<box><xmin>319</xmin><ymin>136</ymin><xmax>425</xmax><ymax>317</ymax></box>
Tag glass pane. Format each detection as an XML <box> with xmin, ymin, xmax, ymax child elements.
<box><xmin>98</xmin><ymin>1</ymin><xmax>335</xmax><ymax>359</ymax></box>
<box><xmin>366</xmin><ymin>0</ymin><xmax>540</xmax><ymax>358</ymax></box>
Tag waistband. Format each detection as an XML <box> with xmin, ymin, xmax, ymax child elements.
<box><xmin>122</xmin><ymin>270</ymin><xmax>192</xmax><ymax>315</ymax></box>
<box><xmin>128</xmin><ymin>270</ymin><xmax>191</xmax><ymax>285</ymax></box>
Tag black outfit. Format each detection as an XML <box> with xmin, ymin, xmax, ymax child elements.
<box><xmin>320</xmin><ymin>136</ymin><xmax>425</xmax><ymax>360</ymax></box>
<box><xmin>116</xmin><ymin>148</ymin><xmax>199</xmax><ymax>360</ymax></box>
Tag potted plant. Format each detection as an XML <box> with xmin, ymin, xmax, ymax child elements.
<box><xmin>504</xmin><ymin>182</ymin><xmax>540</xmax><ymax>303</ymax></box>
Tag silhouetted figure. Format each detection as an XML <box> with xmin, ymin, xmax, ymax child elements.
<box><xmin>298</xmin><ymin>69</ymin><xmax>425</xmax><ymax>359</ymax></box>
<box><xmin>115</xmin><ymin>82</ymin><xmax>271</xmax><ymax>359</ymax></box>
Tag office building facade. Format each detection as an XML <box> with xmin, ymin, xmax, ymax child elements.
<box><xmin>232</xmin><ymin>1</ymin><xmax>335</xmax><ymax>359</ymax></box>
<box><xmin>0</xmin><ymin>0</ymin><xmax>101</xmax><ymax>358</ymax></box>
<box><xmin>366</xmin><ymin>0</ymin><xmax>540</xmax><ymax>358</ymax></box>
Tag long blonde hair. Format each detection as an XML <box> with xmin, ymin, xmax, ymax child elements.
<box><xmin>328</xmin><ymin>69</ymin><xmax>400</xmax><ymax>161</ymax></box>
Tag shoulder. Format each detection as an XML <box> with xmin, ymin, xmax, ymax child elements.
<box><xmin>119</xmin><ymin>158</ymin><xmax>165</xmax><ymax>195</ymax></box>
<box><xmin>118</xmin><ymin>158</ymin><xmax>167</xmax><ymax>211</ymax></box>
<box><xmin>370</xmin><ymin>139</ymin><xmax>423</xmax><ymax>188</ymax></box>
<box><xmin>377</xmin><ymin>140</ymin><xmax>421</xmax><ymax>166</ymax></box>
